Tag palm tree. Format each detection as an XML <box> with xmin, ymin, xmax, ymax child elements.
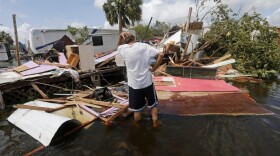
<box><xmin>103</xmin><ymin>0</ymin><xmax>142</xmax><ymax>34</ymax></box>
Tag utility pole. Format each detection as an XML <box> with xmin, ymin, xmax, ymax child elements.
<box><xmin>12</xmin><ymin>14</ymin><xmax>21</xmax><ymax>66</ymax></box>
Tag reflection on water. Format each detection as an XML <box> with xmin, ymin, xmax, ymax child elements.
<box><xmin>1</xmin><ymin>81</ymin><xmax>280</xmax><ymax>155</ymax></box>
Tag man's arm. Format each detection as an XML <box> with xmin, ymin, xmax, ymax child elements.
<box><xmin>150</xmin><ymin>52</ymin><xmax>164</xmax><ymax>72</ymax></box>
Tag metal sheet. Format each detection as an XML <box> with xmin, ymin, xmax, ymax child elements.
<box><xmin>7</xmin><ymin>101</ymin><xmax>73</xmax><ymax>146</ymax></box>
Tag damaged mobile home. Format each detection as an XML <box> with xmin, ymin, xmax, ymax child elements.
<box><xmin>29</xmin><ymin>28</ymin><xmax>135</xmax><ymax>54</ymax></box>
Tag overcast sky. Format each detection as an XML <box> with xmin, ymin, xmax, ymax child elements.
<box><xmin>0</xmin><ymin>0</ymin><xmax>280</xmax><ymax>43</ymax></box>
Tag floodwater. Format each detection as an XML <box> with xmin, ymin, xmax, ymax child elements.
<box><xmin>1</xmin><ymin>81</ymin><xmax>280</xmax><ymax>156</ymax></box>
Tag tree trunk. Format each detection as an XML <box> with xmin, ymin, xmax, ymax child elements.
<box><xmin>118</xmin><ymin>12</ymin><xmax>122</xmax><ymax>34</ymax></box>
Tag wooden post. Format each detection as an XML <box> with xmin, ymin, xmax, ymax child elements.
<box><xmin>27</xmin><ymin>40</ymin><xmax>31</xmax><ymax>53</ymax></box>
<box><xmin>31</xmin><ymin>82</ymin><xmax>49</xmax><ymax>99</ymax></box>
<box><xmin>12</xmin><ymin>14</ymin><xmax>21</xmax><ymax>66</ymax></box>
<box><xmin>185</xmin><ymin>7</ymin><xmax>192</xmax><ymax>33</ymax></box>
<box><xmin>180</xmin><ymin>7</ymin><xmax>192</xmax><ymax>61</ymax></box>
<box><xmin>0</xmin><ymin>91</ymin><xmax>5</xmax><ymax>109</ymax></box>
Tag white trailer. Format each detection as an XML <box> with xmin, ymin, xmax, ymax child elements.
<box><xmin>0</xmin><ymin>42</ymin><xmax>12</xmax><ymax>61</ymax></box>
<box><xmin>29</xmin><ymin>28</ymin><xmax>135</xmax><ymax>54</ymax></box>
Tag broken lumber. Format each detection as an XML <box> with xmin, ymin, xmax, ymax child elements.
<box><xmin>106</xmin><ymin>105</ymin><xmax>129</xmax><ymax>124</ymax></box>
<box><xmin>14</xmin><ymin>104</ymin><xmax>68</xmax><ymax>112</ymax></box>
<box><xmin>31</xmin><ymin>82</ymin><xmax>49</xmax><ymax>99</ymax></box>
<box><xmin>74</xmin><ymin>97</ymin><xmax>125</xmax><ymax>108</ymax></box>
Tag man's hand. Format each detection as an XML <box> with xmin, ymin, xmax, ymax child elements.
<box><xmin>150</xmin><ymin>52</ymin><xmax>164</xmax><ymax>73</ymax></box>
<box><xmin>149</xmin><ymin>66</ymin><xmax>155</xmax><ymax>72</ymax></box>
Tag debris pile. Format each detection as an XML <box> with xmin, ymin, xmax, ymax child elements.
<box><xmin>151</xmin><ymin>22</ymin><xmax>262</xmax><ymax>83</ymax></box>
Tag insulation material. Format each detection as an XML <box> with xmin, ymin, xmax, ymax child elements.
<box><xmin>154</xmin><ymin>76</ymin><xmax>239</xmax><ymax>92</ymax></box>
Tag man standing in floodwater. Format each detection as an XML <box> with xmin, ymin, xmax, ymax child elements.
<box><xmin>117</xmin><ymin>32</ymin><xmax>164</xmax><ymax>128</ymax></box>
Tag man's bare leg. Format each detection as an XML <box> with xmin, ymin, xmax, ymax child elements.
<box><xmin>151</xmin><ymin>107</ymin><xmax>160</xmax><ymax>127</ymax></box>
<box><xmin>134</xmin><ymin>111</ymin><xmax>141</xmax><ymax>122</ymax></box>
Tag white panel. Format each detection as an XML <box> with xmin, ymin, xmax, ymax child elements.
<box><xmin>7</xmin><ymin>101</ymin><xmax>72</xmax><ymax>146</ymax></box>
<box><xmin>78</xmin><ymin>45</ymin><xmax>95</xmax><ymax>71</ymax></box>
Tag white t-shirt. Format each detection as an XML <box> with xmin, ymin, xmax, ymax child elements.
<box><xmin>118</xmin><ymin>42</ymin><xmax>159</xmax><ymax>89</ymax></box>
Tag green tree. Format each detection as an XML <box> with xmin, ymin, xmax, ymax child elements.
<box><xmin>0</xmin><ymin>31</ymin><xmax>14</xmax><ymax>46</ymax></box>
<box><xmin>133</xmin><ymin>24</ymin><xmax>153</xmax><ymax>40</ymax></box>
<box><xmin>103</xmin><ymin>0</ymin><xmax>142</xmax><ymax>33</ymax></box>
<box><xmin>151</xmin><ymin>20</ymin><xmax>170</xmax><ymax>37</ymax></box>
<box><xmin>202</xmin><ymin>4</ymin><xmax>280</xmax><ymax>79</ymax></box>
<box><xmin>66</xmin><ymin>26</ymin><xmax>89</xmax><ymax>45</ymax></box>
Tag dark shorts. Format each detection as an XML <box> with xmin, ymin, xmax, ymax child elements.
<box><xmin>129</xmin><ymin>83</ymin><xmax>158</xmax><ymax>112</ymax></box>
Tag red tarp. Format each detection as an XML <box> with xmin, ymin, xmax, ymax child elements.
<box><xmin>154</xmin><ymin>77</ymin><xmax>239</xmax><ymax>92</ymax></box>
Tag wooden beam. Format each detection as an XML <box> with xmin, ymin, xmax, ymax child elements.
<box><xmin>14</xmin><ymin>104</ymin><xmax>56</xmax><ymax>111</ymax></box>
<box><xmin>34</xmin><ymin>82</ymin><xmax>81</xmax><ymax>92</ymax></box>
<box><xmin>181</xmin><ymin>7</ymin><xmax>193</xmax><ymax>61</ymax></box>
<box><xmin>37</xmin><ymin>99</ymin><xmax>69</xmax><ymax>104</ymax></box>
<box><xmin>106</xmin><ymin>105</ymin><xmax>129</xmax><ymax>124</ymax></box>
<box><xmin>185</xmin><ymin>7</ymin><xmax>192</xmax><ymax>33</ymax></box>
<box><xmin>0</xmin><ymin>91</ymin><xmax>5</xmax><ymax>109</ymax></box>
<box><xmin>31</xmin><ymin>83</ymin><xmax>49</xmax><ymax>99</ymax></box>
<box><xmin>74</xmin><ymin>97</ymin><xmax>125</xmax><ymax>108</ymax></box>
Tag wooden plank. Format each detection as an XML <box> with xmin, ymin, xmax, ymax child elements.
<box><xmin>213</xmin><ymin>54</ymin><xmax>231</xmax><ymax>64</ymax></box>
<box><xmin>66</xmin><ymin>101</ymin><xmax>102</xmax><ymax>109</ymax></box>
<box><xmin>37</xmin><ymin>99</ymin><xmax>70</xmax><ymax>104</ymax></box>
<box><xmin>14</xmin><ymin>104</ymin><xmax>55</xmax><ymax>111</ymax></box>
<box><xmin>106</xmin><ymin>105</ymin><xmax>129</xmax><ymax>124</ymax></box>
<box><xmin>74</xmin><ymin>97</ymin><xmax>125</xmax><ymax>108</ymax></box>
<box><xmin>34</xmin><ymin>82</ymin><xmax>81</xmax><ymax>92</ymax></box>
<box><xmin>31</xmin><ymin>82</ymin><xmax>49</xmax><ymax>99</ymax></box>
<box><xmin>67</xmin><ymin>53</ymin><xmax>80</xmax><ymax>67</ymax></box>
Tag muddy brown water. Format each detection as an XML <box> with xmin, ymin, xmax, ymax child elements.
<box><xmin>1</xmin><ymin>80</ymin><xmax>280</xmax><ymax>156</ymax></box>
